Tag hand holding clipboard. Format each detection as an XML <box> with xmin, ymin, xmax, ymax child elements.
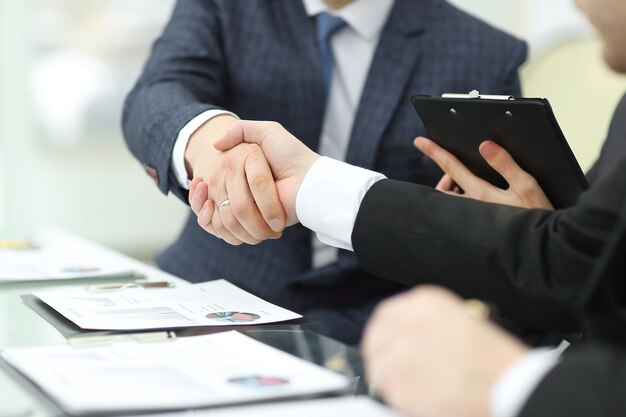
<box><xmin>411</xmin><ymin>91</ymin><xmax>589</xmax><ymax>209</ymax></box>
<box><xmin>414</xmin><ymin>136</ymin><xmax>555</xmax><ymax>209</ymax></box>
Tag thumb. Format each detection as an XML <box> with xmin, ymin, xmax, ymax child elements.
<box><xmin>479</xmin><ymin>140</ymin><xmax>524</xmax><ymax>184</ymax></box>
<box><xmin>214</xmin><ymin>120</ymin><xmax>269</xmax><ymax>151</ymax></box>
<box><xmin>213</xmin><ymin>120</ymin><xmax>246</xmax><ymax>151</ymax></box>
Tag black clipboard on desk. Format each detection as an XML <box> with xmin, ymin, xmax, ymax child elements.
<box><xmin>411</xmin><ymin>92</ymin><xmax>589</xmax><ymax>208</ymax></box>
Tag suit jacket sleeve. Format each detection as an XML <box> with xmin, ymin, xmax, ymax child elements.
<box><xmin>122</xmin><ymin>0</ymin><xmax>227</xmax><ymax>200</ymax></box>
<box><xmin>351</xmin><ymin>160</ymin><xmax>626</xmax><ymax>331</ymax></box>
<box><xmin>518</xmin><ymin>346</ymin><xmax>626</xmax><ymax>417</ymax></box>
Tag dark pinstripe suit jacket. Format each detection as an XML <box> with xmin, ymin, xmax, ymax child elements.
<box><xmin>122</xmin><ymin>0</ymin><xmax>527</xmax><ymax>344</ymax></box>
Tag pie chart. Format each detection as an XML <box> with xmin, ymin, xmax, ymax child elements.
<box><xmin>205</xmin><ymin>311</ymin><xmax>261</xmax><ymax>323</ymax></box>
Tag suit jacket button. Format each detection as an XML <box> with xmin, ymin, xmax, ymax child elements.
<box><xmin>143</xmin><ymin>164</ymin><xmax>159</xmax><ymax>184</ymax></box>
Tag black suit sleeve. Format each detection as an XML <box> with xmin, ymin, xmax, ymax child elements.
<box><xmin>519</xmin><ymin>346</ymin><xmax>626</xmax><ymax>417</ymax></box>
<box><xmin>122</xmin><ymin>0</ymin><xmax>227</xmax><ymax>200</ymax></box>
<box><xmin>352</xmin><ymin>160</ymin><xmax>626</xmax><ymax>331</ymax></box>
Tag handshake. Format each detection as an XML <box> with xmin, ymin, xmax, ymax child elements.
<box><xmin>185</xmin><ymin>117</ymin><xmax>321</xmax><ymax>246</ymax></box>
<box><xmin>185</xmin><ymin>115</ymin><xmax>553</xmax><ymax>246</ymax></box>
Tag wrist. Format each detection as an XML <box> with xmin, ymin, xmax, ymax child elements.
<box><xmin>302</xmin><ymin>154</ymin><xmax>322</xmax><ymax>181</ymax></box>
<box><xmin>184</xmin><ymin>114</ymin><xmax>238</xmax><ymax>178</ymax></box>
<box><xmin>490</xmin><ymin>347</ymin><xmax>559</xmax><ymax>417</ymax></box>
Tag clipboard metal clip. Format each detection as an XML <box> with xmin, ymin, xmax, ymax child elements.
<box><xmin>442</xmin><ymin>90</ymin><xmax>514</xmax><ymax>101</ymax></box>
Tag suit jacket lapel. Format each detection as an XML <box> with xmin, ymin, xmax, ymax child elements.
<box><xmin>345</xmin><ymin>0</ymin><xmax>430</xmax><ymax>168</ymax></box>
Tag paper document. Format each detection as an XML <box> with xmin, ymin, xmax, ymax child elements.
<box><xmin>34</xmin><ymin>279</ymin><xmax>302</xmax><ymax>330</ymax></box>
<box><xmin>1</xmin><ymin>331</ymin><xmax>350</xmax><ymax>414</ymax></box>
<box><xmin>0</xmin><ymin>231</ymin><xmax>135</xmax><ymax>282</ymax></box>
<box><xmin>136</xmin><ymin>396</ymin><xmax>406</xmax><ymax>417</ymax></box>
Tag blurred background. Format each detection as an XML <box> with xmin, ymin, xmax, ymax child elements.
<box><xmin>0</xmin><ymin>0</ymin><xmax>625</xmax><ymax>262</ymax></box>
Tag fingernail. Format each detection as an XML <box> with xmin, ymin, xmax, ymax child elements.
<box><xmin>414</xmin><ymin>137</ymin><xmax>425</xmax><ymax>148</ymax></box>
<box><xmin>270</xmin><ymin>233</ymin><xmax>282</xmax><ymax>240</ymax></box>
<box><xmin>482</xmin><ymin>142</ymin><xmax>496</xmax><ymax>157</ymax></box>
<box><xmin>269</xmin><ymin>219</ymin><xmax>283</xmax><ymax>233</ymax></box>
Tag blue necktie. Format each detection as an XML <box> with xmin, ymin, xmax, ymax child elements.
<box><xmin>316</xmin><ymin>13</ymin><xmax>347</xmax><ymax>100</ymax></box>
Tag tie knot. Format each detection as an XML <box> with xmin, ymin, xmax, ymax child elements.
<box><xmin>316</xmin><ymin>13</ymin><xmax>347</xmax><ymax>43</ymax></box>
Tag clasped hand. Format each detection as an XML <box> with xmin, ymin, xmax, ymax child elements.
<box><xmin>186</xmin><ymin>119</ymin><xmax>319</xmax><ymax>245</ymax></box>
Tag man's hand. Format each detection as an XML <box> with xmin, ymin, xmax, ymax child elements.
<box><xmin>185</xmin><ymin>115</ymin><xmax>286</xmax><ymax>245</ymax></box>
<box><xmin>212</xmin><ymin>120</ymin><xmax>321</xmax><ymax>226</ymax></box>
<box><xmin>362</xmin><ymin>286</ymin><xmax>529</xmax><ymax>417</ymax></box>
<box><xmin>414</xmin><ymin>137</ymin><xmax>554</xmax><ymax>210</ymax></box>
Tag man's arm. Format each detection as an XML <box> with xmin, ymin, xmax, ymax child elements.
<box><xmin>123</xmin><ymin>0</ymin><xmax>227</xmax><ymax>198</ymax></box>
<box><xmin>122</xmin><ymin>0</ymin><xmax>285</xmax><ymax>244</ymax></box>
<box><xmin>352</xmin><ymin>160</ymin><xmax>626</xmax><ymax>331</ymax></box>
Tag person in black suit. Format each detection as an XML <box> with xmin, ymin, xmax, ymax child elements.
<box><xmin>122</xmin><ymin>0</ymin><xmax>528</xmax><ymax>345</ymax></box>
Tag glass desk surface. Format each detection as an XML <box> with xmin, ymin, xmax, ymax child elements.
<box><xmin>0</xmin><ymin>277</ymin><xmax>367</xmax><ymax>417</ymax></box>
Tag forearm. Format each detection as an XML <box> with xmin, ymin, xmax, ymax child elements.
<box><xmin>123</xmin><ymin>82</ymin><xmax>221</xmax><ymax>196</ymax></box>
<box><xmin>294</xmin><ymin>156</ymin><xmax>620</xmax><ymax>333</ymax></box>
<box><xmin>351</xmin><ymin>165</ymin><xmax>625</xmax><ymax>331</ymax></box>
<box><xmin>121</xmin><ymin>0</ymin><xmax>228</xmax><ymax>198</ymax></box>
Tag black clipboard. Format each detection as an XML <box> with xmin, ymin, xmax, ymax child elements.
<box><xmin>411</xmin><ymin>92</ymin><xmax>589</xmax><ymax>208</ymax></box>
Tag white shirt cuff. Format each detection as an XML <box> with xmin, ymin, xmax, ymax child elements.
<box><xmin>490</xmin><ymin>348</ymin><xmax>561</xmax><ymax>417</ymax></box>
<box><xmin>296</xmin><ymin>156</ymin><xmax>386</xmax><ymax>251</ymax></box>
<box><xmin>171</xmin><ymin>109</ymin><xmax>239</xmax><ymax>189</ymax></box>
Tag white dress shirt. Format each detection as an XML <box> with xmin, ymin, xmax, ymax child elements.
<box><xmin>171</xmin><ymin>0</ymin><xmax>394</xmax><ymax>268</ymax></box>
<box><xmin>491</xmin><ymin>348</ymin><xmax>561</xmax><ymax>417</ymax></box>
<box><xmin>296</xmin><ymin>156</ymin><xmax>562</xmax><ymax>417</ymax></box>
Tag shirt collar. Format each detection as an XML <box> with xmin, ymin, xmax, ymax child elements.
<box><xmin>302</xmin><ymin>0</ymin><xmax>395</xmax><ymax>41</ymax></box>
